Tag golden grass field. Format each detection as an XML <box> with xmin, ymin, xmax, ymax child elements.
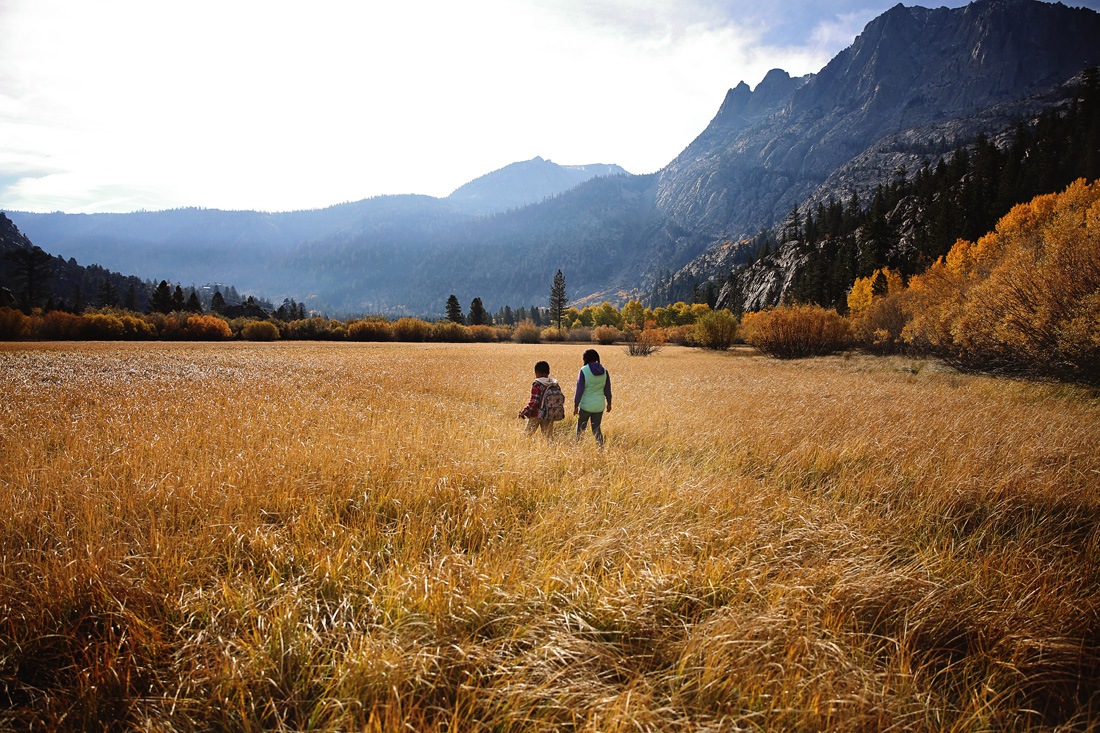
<box><xmin>2</xmin><ymin>341</ymin><xmax>1099</xmax><ymax>731</ymax></box>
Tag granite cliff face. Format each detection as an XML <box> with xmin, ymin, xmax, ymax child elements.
<box><xmin>656</xmin><ymin>0</ymin><xmax>1100</xmax><ymax>247</ymax></box>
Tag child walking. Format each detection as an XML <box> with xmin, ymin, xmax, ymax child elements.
<box><xmin>518</xmin><ymin>360</ymin><xmax>565</xmax><ymax>437</ymax></box>
<box><xmin>574</xmin><ymin>348</ymin><xmax>612</xmax><ymax>446</ymax></box>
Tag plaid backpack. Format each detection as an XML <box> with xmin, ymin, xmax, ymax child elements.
<box><xmin>538</xmin><ymin>382</ymin><xmax>566</xmax><ymax>421</ymax></box>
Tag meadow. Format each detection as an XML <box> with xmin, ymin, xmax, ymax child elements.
<box><xmin>1</xmin><ymin>341</ymin><xmax>1098</xmax><ymax>731</ymax></box>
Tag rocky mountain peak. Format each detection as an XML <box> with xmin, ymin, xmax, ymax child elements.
<box><xmin>656</xmin><ymin>0</ymin><xmax>1100</xmax><ymax>258</ymax></box>
<box><xmin>446</xmin><ymin>156</ymin><xmax>630</xmax><ymax>216</ymax></box>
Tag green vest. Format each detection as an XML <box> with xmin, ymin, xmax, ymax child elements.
<box><xmin>579</xmin><ymin>364</ymin><xmax>607</xmax><ymax>413</ymax></box>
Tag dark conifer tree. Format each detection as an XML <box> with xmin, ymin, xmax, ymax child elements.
<box><xmin>172</xmin><ymin>285</ymin><xmax>186</xmax><ymax>311</ymax></box>
<box><xmin>124</xmin><ymin>282</ymin><xmax>139</xmax><ymax>311</ymax></box>
<box><xmin>468</xmin><ymin>297</ymin><xmax>489</xmax><ymax>326</ymax></box>
<box><xmin>871</xmin><ymin>270</ymin><xmax>889</xmax><ymax>298</ymax></box>
<box><xmin>96</xmin><ymin>279</ymin><xmax>119</xmax><ymax>308</ymax></box>
<box><xmin>210</xmin><ymin>289</ymin><xmax>226</xmax><ymax>313</ymax></box>
<box><xmin>549</xmin><ymin>269</ymin><xmax>567</xmax><ymax>331</ymax></box>
<box><xmin>185</xmin><ymin>292</ymin><xmax>203</xmax><ymax>313</ymax></box>
<box><xmin>150</xmin><ymin>280</ymin><xmax>174</xmax><ymax>314</ymax></box>
<box><xmin>446</xmin><ymin>294</ymin><xmax>465</xmax><ymax>323</ymax></box>
<box><xmin>782</xmin><ymin>207</ymin><xmax>802</xmax><ymax>243</ymax></box>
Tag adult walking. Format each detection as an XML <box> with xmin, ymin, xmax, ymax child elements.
<box><xmin>574</xmin><ymin>348</ymin><xmax>612</xmax><ymax>446</ymax></box>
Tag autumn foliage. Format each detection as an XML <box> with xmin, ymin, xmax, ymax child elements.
<box><xmin>903</xmin><ymin>178</ymin><xmax>1100</xmax><ymax>380</ymax></box>
<box><xmin>183</xmin><ymin>314</ymin><xmax>233</xmax><ymax>340</ymax></box>
<box><xmin>741</xmin><ymin>304</ymin><xmax>850</xmax><ymax>358</ymax></box>
<box><xmin>240</xmin><ymin>320</ymin><xmax>280</xmax><ymax>341</ymax></box>
<box><xmin>347</xmin><ymin>319</ymin><xmax>393</xmax><ymax>341</ymax></box>
<box><xmin>848</xmin><ymin>268</ymin><xmax>907</xmax><ymax>354</ymax></box>
<box><xmin>692</xmin><ymin>308</ymin><xmax>739</xmax><ymax>350</ymax></box>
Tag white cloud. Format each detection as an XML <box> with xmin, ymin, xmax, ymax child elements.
<box><xmin>0</xmin><ymin>0</ymin><xmax>901</xmax><ymax>213</ymax></box>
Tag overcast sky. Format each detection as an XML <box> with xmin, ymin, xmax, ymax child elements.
<box><xmin>2</xmin><ymin>0</ymin><xmax>1096</xmax><ymax>214</ymax></box>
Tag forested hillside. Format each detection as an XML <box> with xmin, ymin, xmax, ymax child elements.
<box><xmin>709</xmin><ymin>68</ymin><xmax>1100</xmax><ymax>312</ymax></box>
<box><xmin>1</xmin><ymin>213</ymin><xmax>152</xmax><ymax>312</ymax></box>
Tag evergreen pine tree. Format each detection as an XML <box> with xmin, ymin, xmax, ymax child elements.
<box><xmin>549</xmin><ymin>269</ymin><xmax>568</xmax><ymax>331</ymax></box>
<box><xmin>96</xmin><ymin>279</ymin><xmax>119</xmax><ymax>307</ymax></box>
<box><xmin>150</xmin><ymin>280</ymin><xmax>174</xmax><ymax>313</ymax></box>
<box><xmin>782</xmin><ymin>206</ymin><xmax>802</xmax><ymax>243</ymax></box>
<box><xmin>468</xmin><ymin>297</ymin><xmax>489</xmax><ymax>326</ymax></box>
<box><xmin>124</xmin><ymin>282</ymin><xmax>139</xmax><ymax>311</ymax></box>
<box><xmin>210</xmin><ymin>289</ymin><xmax>226</xmax><ymax>313</ymax></box>
<box><xmin>446</xmin><ymin>294</ymin><xmax>465</xmax><ymax>324</ymax></box>
<box><xmin>871</xmin><ymin>270</ymin><xmax>889</xmax><ymax>298</ymax></box>
<box><xmin>186</xmin><ymin>292</ymin><xmax>203</xmax><ymax>313</ymax></box>
<box><xmin>172</xmin><ymin>285</ymin><xmax>186</xmax><ymax>311</ymax></box>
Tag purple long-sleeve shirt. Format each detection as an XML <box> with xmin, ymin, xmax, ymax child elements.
<box><xmin>574</xmin><ymin>362</ymin><xmax>612</xmax><ymax>410</ymax></box>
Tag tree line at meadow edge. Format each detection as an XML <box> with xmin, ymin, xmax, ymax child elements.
<box><xmin>2</xmin><ymin>73</ymin><xmax>1098</xmax><ymax>380</ymax></box>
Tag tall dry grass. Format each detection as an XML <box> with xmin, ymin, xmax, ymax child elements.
<box><xmin>1</xmin><ymin>342</ymin><xmax>1098</xmax><ymax>731</ymax></box>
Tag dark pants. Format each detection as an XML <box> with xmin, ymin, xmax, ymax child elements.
<box><xmin>576</xmin><ymin>409</ymin><xmax>604</xmax><ymax>446</ymax></box>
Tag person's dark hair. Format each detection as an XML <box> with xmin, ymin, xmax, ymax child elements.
<box><xmin>582</xmin><ymin>349</ymin><xmax>600</xmax><ymax>364</ymax></box>
<box><xmin>534</xmin><ymin>360</ymin><xmax>550</xmax><ymax>375</ymax></box>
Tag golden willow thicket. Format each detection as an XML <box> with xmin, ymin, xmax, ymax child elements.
<box><xmin>852</xmin><ymin>178</ymin><xmax>1100</xmax><ymax>379</ymax></box>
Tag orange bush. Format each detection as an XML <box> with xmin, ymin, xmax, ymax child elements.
<box><xmin>0</xmin><ymin>308</ymin><xmax>29</xmax><ymax>340</ymax></box>
<box><xmin>391</xmin><ymin>317</ymin><xmax>431</xmax><ymax>342</ymax></box>
<box><xmin>183</xmin><ymin>314</ymin><xmax>232</xmax><ymax>340</ymax></box>
<box><xmin>512</xmin><ymin>320</ymin><xmax>541</xmax><ymax>344</ymax></box>
<box><xmin>285</xmin><ymin>317</ymin><xmax>346</xmax><ymax>340</ymax></box>
<box><xmin>119</xmin><ymin>313</ymin><xmax>157</xmax><ymax>339</ymax></box>
<box><xmin>430</xmin><ymin>321</ymin><xmax>472</xmax><ymax>342</ymax></box>
<box><xmin>144</xmin><ymin>312</ymin><xmax>188</xmax><ymax>339</ymax></box>
<box><xmin>623</xmin><ymin>326</ymin><xmax>665</xmax><ymax>356</ymax></box>
<box><xmin>78</xmin><ymin>313</ymin><xmax>125</xmax><ymax>339</ymax></box>
<box><xmin>742</xmin><ymin>304</ymin><xmax>850</xmax><ymax>358</ymax></box>
<box><xmin>592</xmin><ymin>325</ymin><xmax>622</xmax><ymax>345</ymax></box>
<box><xmin>348</xmin><ymin>319</ymin><xmax>393</xmax><ymax>341</ymax></box>
<box><xmin>241</xmin><ymin>320</ymin><xmax>280</xmax><ymax>341</ymax></box>
<box><xmin>467</xmin><ymin>324</ymin><xmax>497</xmax><ymax>342</ymax></box>
<box><xmin>37</xmin><ymin>311</ymin><xmax>83</xmax><ymax>340</ymax></box>
<box><xmin>540</xmin><ymin>327</ymin><xmax>566</xmax><ymax>342</ymax></box>
<box><xmin>849</xmin><ymin>293</ymin><xmax>908</xmax><ymax>354</ymax></box>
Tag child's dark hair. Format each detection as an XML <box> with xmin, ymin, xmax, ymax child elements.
<box><xmin>582</xmin><ymin>349</ymin><xmax>600</xmax><ymax>364</ymax></box>
<box><xmin>534</xmin><ymin>360</ymin><xmax>550</xmax><ymax>375</ymax></box>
